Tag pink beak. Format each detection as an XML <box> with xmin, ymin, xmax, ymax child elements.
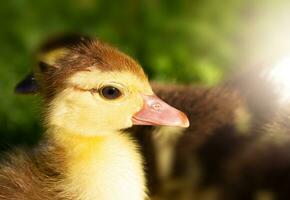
<box><xmin>132</xmin><ymin>94</ymin><xmax>189</xmax><ymax>128</ymax></box>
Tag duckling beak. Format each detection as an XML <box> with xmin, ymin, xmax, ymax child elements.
<box><xmin>132</xmin><ymin>94</ymin><xmax>189</xmax><ymax>128</ymax></box>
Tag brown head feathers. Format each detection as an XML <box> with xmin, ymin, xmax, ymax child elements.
<box><xmin>16</xmin><ymin>34</ymin><xmax>147</xmax><ymax>98</ymax></box>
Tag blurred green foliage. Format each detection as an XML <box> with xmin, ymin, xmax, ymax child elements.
<box><xmin>0</xmin><ymin>0</ymin><xmax>287</xmax><ymax>148</ymax></box>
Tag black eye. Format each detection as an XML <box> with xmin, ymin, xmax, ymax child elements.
<box><xmin>100</xmin><ymin>86</ymin><xmax>122</xmax><ymax>100</ymax></box>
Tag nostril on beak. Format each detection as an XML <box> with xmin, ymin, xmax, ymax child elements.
<box><xmin>151</xmin><ymin>102</ymin><xmax>162</xmax><ymax>112</ymax></box>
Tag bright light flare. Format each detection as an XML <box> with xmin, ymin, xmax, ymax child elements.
<box><xmin>267</xmin><ymin>56</ymin><xmax>290</xmax><ymax>103</ymax></box>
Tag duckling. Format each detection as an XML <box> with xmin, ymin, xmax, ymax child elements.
<box><xmin>1</xmin><ymin>35</ymin><xmax>189</xmax><ymax>200</ymax></box>
<box><xmin>131</xmin><ymin>83</ymin><xmax>249</xmax><ymax>199</ymax></box>
<box><xmin>133</xmin><ymin>66</ymin><xmax>287</xmax><ymax>200</ymax></box>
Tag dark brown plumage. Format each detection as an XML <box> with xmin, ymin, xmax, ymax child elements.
<box><xmin>131</xmin><ymin>83</ymin><xmax>250</xmax><ymax>199</ymax></box>
<box><xmin>132</xmin><ymin>66</ymin><xmax>290</xmax><ymax>200</ymax></box>
<box><xmin>0</xmin><ymin>139</ymin><xmax>66</xmax><ymax>200</ymax></box>
<box><xmin>221</xmin><ymin>108</ymin><xmax>290</xmax><ymax>200</ymax></box>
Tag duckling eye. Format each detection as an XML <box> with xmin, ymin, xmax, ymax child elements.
<box><xmin>100</xmin><ymin>86</ymin><xmax>122</xmax><ymax>100</ymax></box>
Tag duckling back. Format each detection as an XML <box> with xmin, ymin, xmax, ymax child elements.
<box><xmin>0</xmin><ymin>141</ymin><xmax>66</xmax><ymax>200</ymax></box>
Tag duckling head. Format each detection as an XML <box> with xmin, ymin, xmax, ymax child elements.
<box><xmin>16</xmin><ymin>35</ymin><xmax>189</xmax><ymax>136</ymax></box>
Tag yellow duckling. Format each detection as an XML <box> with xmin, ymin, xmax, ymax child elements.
<box><xmin>1</xmin><ymin>35</ymin><xmax>189</xmax><ymax>200</ymax></box>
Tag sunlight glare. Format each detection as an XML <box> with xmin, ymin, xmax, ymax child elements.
<box><xmin>268</xmin><ymin>56</ymin><xmax>290</xmax><ymax>103</ymax></box>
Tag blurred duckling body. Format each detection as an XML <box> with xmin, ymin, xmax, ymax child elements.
<box><xmin>1</xmin><ymin>35</ymin><xmax>188</xmax><ymax>200</ymax></box>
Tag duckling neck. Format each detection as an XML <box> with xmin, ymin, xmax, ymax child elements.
<box><xmin>47</xmin><ymin>127</ymin><xmax>147</xmax><ymax>200</ymax></box>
